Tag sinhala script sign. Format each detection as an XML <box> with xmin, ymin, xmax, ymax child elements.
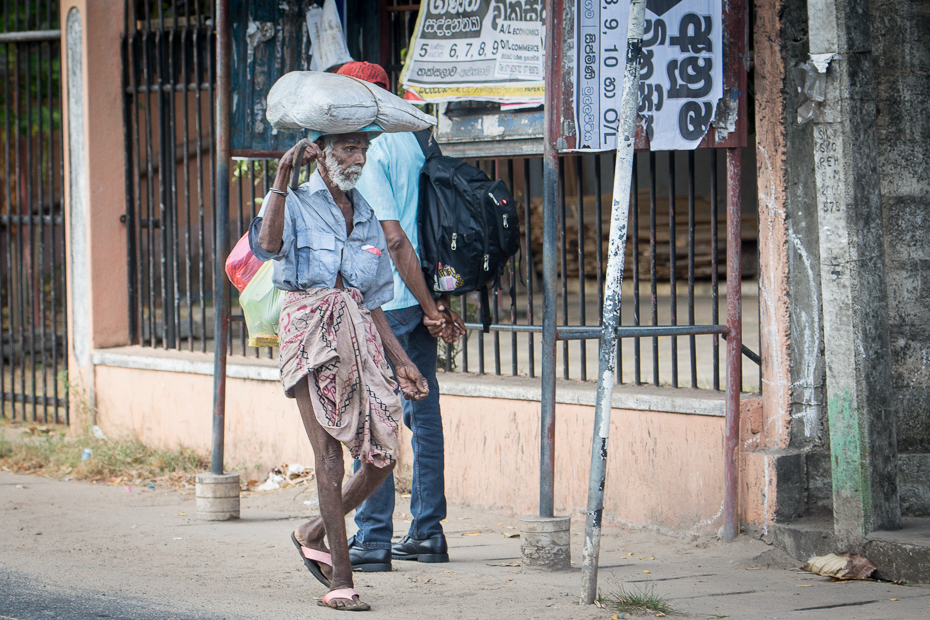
<box><xmin>400</xmin><ymin>0</ymin><xmax>546</xmax><ymax>103</ymax></box>
<box><xmin>576</xmin><ymin>0</ymin><xmax>723</xmax><ymax>151</ymax></box>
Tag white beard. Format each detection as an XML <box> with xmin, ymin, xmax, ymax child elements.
<box><xmin>323</xmin><ymin>157</ymin><xmax>363</xmax><ymax>192</ymax></box>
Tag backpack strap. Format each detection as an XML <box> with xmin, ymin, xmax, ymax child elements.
<box><xmin>414</xmin><ymin>129</ymin><xmax>442</xmax><ymax>160</ymax></box>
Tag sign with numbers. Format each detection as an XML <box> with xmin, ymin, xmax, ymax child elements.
<box><xmin>399</xmin><ymin>0</ymin><xmax>546</xmax><ymax>104</ymax></box>
<box><xmin>574</xmin><ymin>0</ymin><xmax>724</xmax><ymax>151</ymax></box>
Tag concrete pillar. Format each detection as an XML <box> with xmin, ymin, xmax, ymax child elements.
<box><xmin>747</xmin><ymin>0</ymin><xmax>827</xmax><ymax>533</ymax></box>
<box><xmin>61</xmin><ymin>0</ymin><xmax>131</xmax><ymax>421</ymax></box>
<box><xmin>806</xmin><ymin>0</ymin><xmax>900</xmax><ymax>541</ymax></box>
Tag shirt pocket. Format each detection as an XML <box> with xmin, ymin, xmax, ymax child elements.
<box><xmin>297</xmin><ymin>228</ymin><xmax>339</xmax><ymax>285</ymax></box>
<box><xmin>345</xmin><ymin>244</ymin><xmax>382</xmax><ymax>292</ymax></box>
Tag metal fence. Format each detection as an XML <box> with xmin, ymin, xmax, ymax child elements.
<box><xmin>0</xmin><ymin>1</ymin><xmax>68</xmax><ymax>424</ymax></box>
<box><xmin>123</xmin><ymin>0</ymin><xmax>759</xmax><ymax>393</ymax></box>
<box><xmin>122</xmin><ymin>0</ymin><xmax>216</xmax><ymax>351</ymax></box>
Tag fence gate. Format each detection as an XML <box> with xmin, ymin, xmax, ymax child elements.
<box><xmin>0</xmin><ymin>2</ymin><xmax>68</xmax><ymax>424</ymax></box>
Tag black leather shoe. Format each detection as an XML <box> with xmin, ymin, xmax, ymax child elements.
<box><xmin>348</xmin><ymin>536</ymin><xmax>392</xmax><ymax>572</ymax></box>
<box><xmin>392</xmin><ymin>533</ymin><xmax>449</xmax><ymax>563</ymax></box>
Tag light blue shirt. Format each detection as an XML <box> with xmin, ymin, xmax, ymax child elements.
<box><xmin>355</xmin><ymin>132</ymin><xmax>426</xmax><ymax>312</ymax></box>
<box><xmin>248</xmin><ymin>170</ymin><xmax>394</xmax><ymax>311</ymax></box>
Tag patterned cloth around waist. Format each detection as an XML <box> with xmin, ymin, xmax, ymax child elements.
<box><xmin>278</xmin><ymin>287</ymin><xmax>400</xmax><ymax>467</ymax></box>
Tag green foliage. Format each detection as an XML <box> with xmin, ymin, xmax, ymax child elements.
<box><xmin>0</xmin><ymin>423</ymin><xmax>209</xmax><ymax>483</ymax></box>
<box><xmin>608</xmin><ymin>583</ymin><xmax>673</xmax><ymax>615</ymax></box>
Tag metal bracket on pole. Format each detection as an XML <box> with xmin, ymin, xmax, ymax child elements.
<box><xmin>579</xmin><ymin>0</ymin><xmax>647</xmax><ymax>604</ymax></box>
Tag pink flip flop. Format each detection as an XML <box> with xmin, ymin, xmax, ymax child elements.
<box><xmin>318</xmin><ymin>588</ymin><xmax>370</xmax><ymax>611</ymax></box>
<box><xmin>291</xmin><ymin>532</ymin><xmax>332</xmax><ymax>587</ymax></box>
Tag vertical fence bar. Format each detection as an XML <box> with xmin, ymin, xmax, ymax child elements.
<box><xmin>142</xmin><ymin>14</ymin><xmax>157</xmax><ymax>348</ymax></box>
<box><xmin>50</xmin><ymin>15</ymin><xmax>61</xmax><ymax>420</ymax></box>
<box><xmin>122</xmin><ymin>26</ymin><xmax>138</xmax><ymax>347</ymax></box>
<box><xmin>25</xmin><ymin>11</ymin><xmax>37</xmax><ymax>421</ymax></box>
<box><xmin>711</xmin><ymin>149</ymin><xmax>720</xmax><ymax>389</ymax></box>
<box><xmin>632</xmin><ymin>153</ymin><xmax>640</xmax><ymax>385</ymax></box>
<box><xmin>57</xmin><ymin>14</ymin><xmax>67</xmax><ymax>422</ymax></box>
<box><xmin>668</xmin><ymin>152</ymin><xmax>677</xmax><ymax>388</ymax></box>
<box><xmin>37</xmin><ymin>31</ymin><xmax>47</xmax><ymax>421</ymax></box>
<box><xmin>524</xmin><ymin>158</ymin><xmax>534</xmax><ymax>378</ymax></box>
<box><xmin>649</xmin><ymin>152</ymin><xmax>658</xmax><ymax>385</ymax></box>
<box><xmin>688</xmin><ymin>151</ymin><xmax>697</xmax><ymax>387</ymax></box>
<box><xmin>559</xmin><ymin>162</ymin><xmax>568</xmax><ymax>379</ymax></box>
<box><xmin>14</xmin><ymin>31</ymin><xmax>25</xmax><ymax>420</ymax></box>
<box><xmin>723</xmin><ymin>147</ymin><xmax>742</xmax><ymax>541</ymax></box>
<box><xmin>193</xmin><ymin>3</ymin><xmax>207</xmax><ymax>352</ymax></box>
<box><xmin>1</xmin><ymin>3</ymin><xmax>9</xmax><ymax>419</ymax></box>
<box><xmin>507</xmin><ymin>158</ymin><xmax>517</xmax><ymax>376</ymax></box>
<box><xmin>210</xmin><ymin>0</ymin><xmax>230</xmax><ymax>476</ymax></box>
<box><xmin>181</xmin><ymin>13</ymin><xmax>194</xmax><ymax>352</ymax></box>
<box><xmin>576</xmin><ymin>156</ymin><xmax>586</xmax><ymax>381</ymax></box>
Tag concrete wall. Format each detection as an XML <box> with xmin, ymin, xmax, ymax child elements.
<box><xmin>90</xmin><ymin>349</ymin><xmax>762</xmax><ymax>535</ymax></box>
<box><xmin>870</xmin><ymin>0</ymin><xmax>930</xmax><ymax>516</ymax></box>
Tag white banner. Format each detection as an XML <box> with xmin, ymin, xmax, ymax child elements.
<box><xmin>400</xmin><ymin>0</ymin><xmax>546</xmax><ymax>104</ymax></box>
<box><xmin>575</xmin><ymin>0</ymin><xmax>723</xmax><ymax>151</ymax></box>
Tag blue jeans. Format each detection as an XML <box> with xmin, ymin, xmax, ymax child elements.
<box><xmin>352</xmin><ymin>305</ymin><xmax>446</xmax><ymax>549</ymax></box>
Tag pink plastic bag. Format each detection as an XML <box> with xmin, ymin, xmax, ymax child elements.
<box><xmin>225</xmin><ymin>232</ymin><xmax>265</xmax><ymax>293</ymax></box>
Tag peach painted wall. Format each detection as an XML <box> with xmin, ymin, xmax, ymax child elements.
<box><xmin>93</xmin><ymin>364</ymin><xmax>758</xmax><ymax>534</ymax></box>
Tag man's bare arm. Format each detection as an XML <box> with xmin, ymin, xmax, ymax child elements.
<box><xmin>380</xmin><ymin>220</ymin><xmax>446</xmax><ymax>334</ymax></box>
<box><xmin>370</xmin><ymin>307</ymin><xmax>429</xmax><ymax>400</ymax></box>
<box><xmin>257</xmin><ymin>139</ymin><xmax>322</xmax><ymax>254</ymax></box>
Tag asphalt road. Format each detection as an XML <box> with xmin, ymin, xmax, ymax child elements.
<box><xmin>0</xmin><ymin>569</ymin><xmax>241</xmax><ymax>620</ymax></box>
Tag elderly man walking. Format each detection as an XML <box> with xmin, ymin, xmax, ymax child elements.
<box><xmin>250</xmin><ymin>130</ymin><xmax>429</xmax><ymax>611</ymax></box>
<box><xmin>335</xmin><ymin>62</ymin><xmax>465</xmax><ymax>573</ymax></box>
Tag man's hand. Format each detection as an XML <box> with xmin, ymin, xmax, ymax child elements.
<box><xmin>279</xmin><ymin>138</ymin><xmax>322</xmax><ymax>173</ymax></box>
<box><xmin>436</xmin><ymin>298</ymin><xmax>466</xmax><ymax>344</ymax></box>
<box><xmin>422</xmin><ymin>311</ymin><xmax>447</xmax><ymax>339</ymax></box>
<box><xmin>395</xmin><ymin>364</ymin><xmax>429</xmax><ymax>401</ymax></box>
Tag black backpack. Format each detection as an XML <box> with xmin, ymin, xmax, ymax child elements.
<box><xmin>414</xmin><ymin>130</ymin><xmax>520</xmax><ymax>331</ymax></box>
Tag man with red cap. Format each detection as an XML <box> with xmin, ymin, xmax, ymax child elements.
<box><xmin>337</xmin><ymin>61</ymin><xmax>465</xmax><ymax>572</ymax></box>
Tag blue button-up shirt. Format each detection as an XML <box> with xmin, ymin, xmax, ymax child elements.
<box><xmin>248</xmin><ymin>170</ymin><xmax>394</xmax><ymax>311</ymax></box>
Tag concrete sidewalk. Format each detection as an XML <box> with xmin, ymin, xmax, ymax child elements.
<box><xmin>1</xmin><ymin>471</ymin><xmax>927</xmax><ymax>619</ymax></box>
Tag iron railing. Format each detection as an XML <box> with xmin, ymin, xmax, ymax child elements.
<box><xmin>122</xmin><ymin>0</ymin><xmax>216</xmax><ymax>351</ymax></box>
<box><xmin>123</xmin><ymin>0</ymin><xmax>760</xmax><ymax>393</ymax></box>
<box><xmin>0</xmin><ymin>1</ymin><xmax>68</xmax><ymax>423</ymax></box>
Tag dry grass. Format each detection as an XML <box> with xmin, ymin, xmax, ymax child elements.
<box><xmin>0</xmin><ymin>422</ymin><xmax>209</xmax><ymax>487</ymax></box>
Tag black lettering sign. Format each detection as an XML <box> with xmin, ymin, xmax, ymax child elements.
<box><xmin>678</xmin><ymin>101</ymin><xmax>713</xmax><ymax>140</ymax></box>
<box><xmin>669</xmin><ymin>14</ymin><xmax>713</xmax><ymax>54</ymax></box>
<box><xmin>667</xmin><ymin>56</ymin><xmax>713</xmax><ymax>99</ymax></box>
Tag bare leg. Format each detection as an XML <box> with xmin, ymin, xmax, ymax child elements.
<box><xmin>290</xmin><ymin>379</ymin><xmax>396</xmax><ymax>608</ymax></box>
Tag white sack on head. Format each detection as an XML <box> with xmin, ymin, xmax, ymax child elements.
<box><xmin>266</xmin><ymin>71</ymin><xmax>436</xmax><ymax>134</ymax></box>
<box><xmin>266</xmin><ymin>72</ymin><xmax>377</xmax><ymax>133</ymax></box>
<box><xmin>347</xmin><ymin>78</ymin><xmax>437</xmax><ymax>133</ymax></box>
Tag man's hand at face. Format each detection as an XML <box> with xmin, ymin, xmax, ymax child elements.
<box><xmin>395</xmin><ymin>364</ymin><xmax>429</xmax><ymax>401</ymax></box>
<box><xmin>279</xmin><ymin>138</ymin><xmax>322</xmax><ymax>171</ymax></box>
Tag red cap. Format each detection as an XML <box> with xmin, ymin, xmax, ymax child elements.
<box><xmin>337</xmin><ymin>61</ymin><xmax>390</xmax><ymax>90</ymax></box>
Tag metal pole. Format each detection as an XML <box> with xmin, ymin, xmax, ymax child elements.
<box><xmin>211</xmin><ymin>0</ymin><xmax>231</xmax><ymax>476</ymax></box>
<box><xmin>723</xmin><ymin>147</ymin><xmax>742</xmax><ymax>541</ymax></box>
<box><xmin>539</xmin><ymin>0</ymin><xmax>563</xmax><ymax>519</ymax></box>
<box><xmin>580</xmin><ymin>0</ymin><xmax>647</xmax><ymax>604</ymax></box>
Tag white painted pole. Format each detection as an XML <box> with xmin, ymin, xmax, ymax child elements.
<box><xmin>580</xmin><ymin>0</ymin><xmax>647</xmax><ymax>604</ymax></box>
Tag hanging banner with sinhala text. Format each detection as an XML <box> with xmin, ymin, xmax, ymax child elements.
<box><xmin>399</xmin><ymin>0</ymin><xmax>546</xmax><ymax>104</ymax></box>
<box><xmin>575</xmin><ymin>0</ymin><xmax>723</xmax><ymax>151</ymax></box>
